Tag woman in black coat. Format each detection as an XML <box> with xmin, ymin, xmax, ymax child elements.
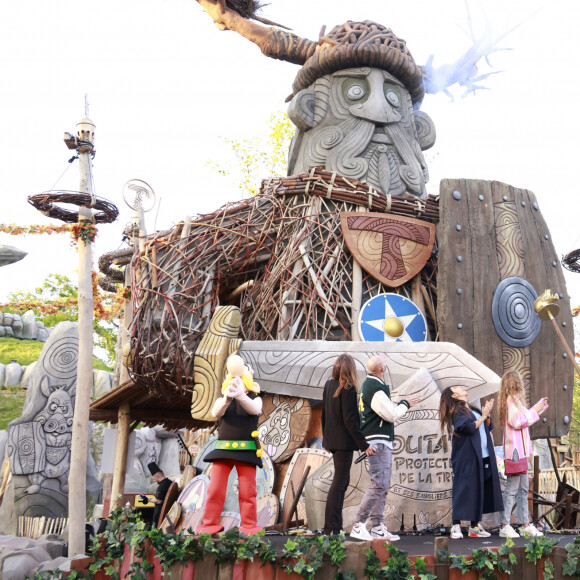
<box><xmin>322</xmin><ymin>354</ymin><xmax>375</xmax><ymax>535</ymax></box>
<box><xmin>439</xmin><ymin>386</ymin><xmax>504</xmax><ymax>539</ymax></box>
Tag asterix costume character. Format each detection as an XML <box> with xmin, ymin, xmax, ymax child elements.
<box><xmin>196</xmin><ymin>355</ymin><xmax>264</xmax><ymax>535</ymax></box>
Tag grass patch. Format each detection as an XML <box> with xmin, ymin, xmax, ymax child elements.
<box><xmin>0</xmin><ymin>337</ymin><xmax>112</xmax><ymax>372</ymax></box>
<box><xmin>0</xmin><ymin>387</ymin><xmax>27</xmax><ymax>430</ymax></box>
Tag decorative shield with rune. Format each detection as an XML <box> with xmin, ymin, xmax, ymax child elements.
<box><xmin>340</xmin><ymin>212</ymin><xmax>435</xmax><ymax>287</ymax></box>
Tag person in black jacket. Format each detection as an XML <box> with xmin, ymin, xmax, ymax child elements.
<box><xmin>322</xmin><ymin>354</ymin><xmax>375</xmax><ymax>535</ymax></box>
<box><xmin>147</xmin><ymin>462</ymin><xmax>172</xmax><ymax>528</ymax></box>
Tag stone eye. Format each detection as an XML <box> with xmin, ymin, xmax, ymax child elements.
<box><xmin>346</xmin><ymin>84</ymin><xmax>366</xmax><ymax>100</ymax></box>
<box><xmin>386</xmin><ymin>90</ymin><xmax>400</xmax><ymax>107</ymax></box>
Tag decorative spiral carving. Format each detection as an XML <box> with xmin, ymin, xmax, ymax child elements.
<box><xmin>42</xmin><ymin>337</ymin><xmax>79</xmax><ymax>380</ymax></box>
<box><xmin>492</xmin><ymin>277</ymin><xmax>541</xmax><ymax>347</ymax></box>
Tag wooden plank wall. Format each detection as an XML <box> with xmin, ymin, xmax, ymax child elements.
<box><xmin>437</xmin><ymin>179</ymin><xmax>574</xmax><ymax>440</ymax></box>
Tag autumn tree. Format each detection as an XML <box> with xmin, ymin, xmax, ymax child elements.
<box><xmin>208</xmin><ymin>108</ymin><xmax>294</xmax><ymax>196</ymax></box>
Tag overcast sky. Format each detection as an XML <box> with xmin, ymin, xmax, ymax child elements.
<box><xmin>0</xmin><ymin>0</ymin><xmax>578</xmax><ymax>342</ymax></box>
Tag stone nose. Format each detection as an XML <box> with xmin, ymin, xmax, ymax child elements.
<box><xmin>350</xmin><ymin>90</ymin><xmax>401</xmax><ymax>125</ymax></box>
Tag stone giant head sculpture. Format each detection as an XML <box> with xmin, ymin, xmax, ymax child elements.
<box><xmin>286</xmin><ymin>22</ymin><xmax>436</xmax><ymax>198</ymax></box>
<box><xmin>194</xmin><ymin>5</ymin><xmax>436</xmax><ymax>197</ymax></box>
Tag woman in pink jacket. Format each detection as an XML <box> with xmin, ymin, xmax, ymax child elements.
<box><xmin>498</xmin><ymin>370</ymin><xmax>549</xmax><ymax>538</ymax></box>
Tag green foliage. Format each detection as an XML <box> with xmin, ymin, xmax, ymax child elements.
<box><xmin>364</xmin><ymin>544</ymin><xmax>413</xmax><ymax>579</ymax></box>
<box><xmin>279</xmin><ymin>532</ymin><xmax>347</xmax><ymax>579</ymax></box>
<box><xmin>563</xmin><ymin>535</ymin><xmax>580</xmax><ymax>576</ymax></box>
<box><xmin>5</xmin><ymin>273</ymin><xmax>117</xmax><ymax>366</ymax></box>
<box><xmin>0</xmin><ymin>387</ymin><xmax>26</xmax><ymax>430</ymax></box>
<box><xmin>568</xmin><ymin>373</ymin><xmax>580</xmax><ymax>451</ymax></box>
<box><xmin>0</xmin><ymin>337</ymin><xmax>111</xmax><ymax>372</ymax></box>
<box><xmin>524</xmin><ymin>535</ymin><xmax>557</xmax><ymax>563</ymax></box>
<box><xmin>449</xmin><ymin>538</ymin><xmax>517</xmax><ymax>579</ymax></box>
<box><xmin>414</xmin><ymin>556</ymin><xmax>436</xmax><ymax>580</ymax></box>
<box><xmin>0</xmin><ymin>337</ymin><xmax>44</xmax><ymax>366</ymax></box>
<box><xmin>208</xmin><ymin>108</ymin><xmax>294</xmax><ymax>197</ymax></box>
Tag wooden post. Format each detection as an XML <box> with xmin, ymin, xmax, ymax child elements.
<box><xmin>532</xmin><ymin>455</ymin><xmax>540</xmax><ymax>523</ymax></box>
<box><xmin>68</xmin><ymin>116</ymin><xmax>96</xmax><ymax>558</ymax></box>
<box><xmin>434</xmin><ymin>536</ymin><xmax>449</xmax><ymax>580</ymax></box>
<box><xmin>547</xmin><ymin>312</ymin><xmax>580</xmax><ymax>377</ymax></box>
<box><xmin>110</xmin><ymin>403</ymin><xmax>131</xmax><ymax>511</ymax></box>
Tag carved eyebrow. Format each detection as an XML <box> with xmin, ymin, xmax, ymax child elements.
<box><xmin>333</xmin><ymin>67</ymin><xmax>372</xmax><ymax>79</ymax></box>
<box><xmin>381</xmin><ymin>70</ymin><xmax>405</xmax><ymax>88</ymax></box>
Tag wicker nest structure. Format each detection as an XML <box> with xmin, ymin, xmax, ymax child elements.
<box><xmin>27</xmin><ymin>191</ymin><xmax>119</xmax><ymax>224</ymax></box>
<box><xmin>127</xmin><ymin>169</ymin><xmax>439</xmax><ymax>400</ymax></box>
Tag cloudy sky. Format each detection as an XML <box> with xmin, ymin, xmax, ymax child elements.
<box><xmin>0</xmin><ymin>0</ymin><xmax>578</xmax><ymax>342</ymax></box>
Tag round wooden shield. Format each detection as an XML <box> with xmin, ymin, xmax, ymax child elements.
<box><xmin>219</xmin><ymin>511</ymin><xmax>241</xmax><ymax>532</ymax></box>
<box><xmin>176</xmin><ymin>475</ymin><xmax>209</xmax><ymax>534</ymax></box>
<box><xmin>193</xmin><ymin>436</ymin><xmax>217</xmax><ymax>473</ymax></box>
<box><xmin>279</xmin><ymin>448</ymin><xmax>331</xmax><ymax>525</ymax></box>
<box><xmin>160</xmin><ymin>501</ymin><xmax>182</xmax><ymax>533</ymax></box>
<box><xmin>257</xmin><ymin>395</ymin><xmax>311</xmax><ymax>463</ymax></box>
<box><xmin>157</xmin><ymin>481</ymin><xmax>179</xmax><ymax>528</ymax></box>
<box><xmin>256</xmin><ymin>492</ymin><xmax>279</xmax><ymax>528</ymax></box>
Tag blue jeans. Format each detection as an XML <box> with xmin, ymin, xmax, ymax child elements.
<box><xmin>324</xmin><ymin>450</ymin><xmax>353</xmax><ymax>533</ymax></box>
<box><xmin>355</xmin><ymin>443</ymin><xmax>392</xmax><ymax>527</ymax></box>
<box><xmin>501</xmin><ymin>473</ymin><xmax>530</xmax><ymax>525</ymax></box>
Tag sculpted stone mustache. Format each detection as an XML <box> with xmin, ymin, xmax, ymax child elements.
<box><xmin>288</xmin><ymin>67</ymin><xmax>436</xmax><ymax>198</ymax></box>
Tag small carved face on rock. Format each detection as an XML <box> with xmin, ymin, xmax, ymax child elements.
<box><xmin>35</xmin><ymin>387</ymin><xmax>73</xmax><ymax>447</ymax></box>
<box><xmin>288</xmin><ymin>67</ymin><xmax>436</xmax><ymax>198</ymax></box>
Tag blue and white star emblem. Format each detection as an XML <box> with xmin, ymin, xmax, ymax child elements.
<box><xmin>359</xmin><ymin>293</ymin><xmax>427</xmax><ymax>342</ymax></box>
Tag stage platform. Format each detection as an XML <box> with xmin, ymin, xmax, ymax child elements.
<box><xmin>263</xmin><ymin>530</ymin><xmax>577</xmax><ymax>555</ymax></box>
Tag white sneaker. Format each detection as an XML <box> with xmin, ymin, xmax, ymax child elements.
<box><xmin>520</xmin><ymin>524</ymin><xmax>543</xmax><ymax>537</ymax></box>
<box><xmin>349</xmin><ymin>522</ymin><xmax>372</xmax><ymax>540</ymax></box>
<box><xmin>370</xmin><ymin>523</ymin><xmax>400</xmax><ymax>541</ymax></box>
<box><xmin>499</xmin><ymin>524</ymin><xmax>520</xmax><ymax>539</ymax></box>
<box><xmin>450</xmin><ymin>524</ymin><xmax>463</xmax><ymax>539</ymax></box>
<box><xmin>468</xmin><ymin>523</ymin><xmax>491</xmax><ymax>538</ymax></box>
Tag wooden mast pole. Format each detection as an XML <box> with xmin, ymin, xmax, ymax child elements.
<box><xmin>68</xmin><ymin>113</ymin><xmax>96</xmax><ymax>558</ymax></box>
<box><xmin>110</xmin><ymin>183</ymin><xmax>151</xmax><ymax>511</ymax></box>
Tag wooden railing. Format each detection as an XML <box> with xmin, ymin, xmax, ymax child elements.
<box><xmin>17</xmin><ymin>516</ymin><xmax>68</xmax><ymax>539</ymax></box>
<box><xmin>536</xmin><ymin>466</ymin><xmax>580</xmax><ymax>524</ymax></box>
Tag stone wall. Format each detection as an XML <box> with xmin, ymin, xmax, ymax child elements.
<box><xmin>0</xmin><ymin>311</ymin><xmax>52</xmax><ymax>341</ymax></box>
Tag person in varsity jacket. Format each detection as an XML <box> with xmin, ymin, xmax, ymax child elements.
<box><xmin>350</xmin><ymin>355</ymin><xmax>420</xmax><ymax>541</ymax></box>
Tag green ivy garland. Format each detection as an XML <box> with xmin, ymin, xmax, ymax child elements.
<box><xmin>23</xmin><ymin>509</ymin><xmax>579</xmax><ymax>580</ymax></box>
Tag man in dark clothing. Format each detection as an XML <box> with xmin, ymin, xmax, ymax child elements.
<box><xmin>147</xmin><ymin>461</ymin><xmax>172</xmax><ymax>527</ymax></box>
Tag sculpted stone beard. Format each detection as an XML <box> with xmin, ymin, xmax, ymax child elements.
<box><xmin>288</xmin><ymin>68</ymin><xmax>435</xmax><ymax>198</ymax></box>
<box><xmin>301</xmin><ymin>115</ymin><xmax>428</xmax><ymax>197</ymax></box>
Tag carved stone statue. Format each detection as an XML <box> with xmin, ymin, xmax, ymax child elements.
<box><xmin>0</xmin><ymin>322</ymin><xmax>101</xmax><ymax>533</ymax></box>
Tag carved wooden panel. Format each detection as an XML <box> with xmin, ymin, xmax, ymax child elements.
<box><xmin>341</xmin><ymin>212</ymin><xmax>435</xmax><ymax>287</ymax></box>
<box><xmin>258</xmin><ymin>395</ymin><xmax>311</xmax><ymax>463</ymax></box>
<box><xmin>240</xmin><ymin>340</ymin><xmax>500</xmax><ymax>402</ymax></box>
<box><xmin>437</xmin><ymin>179</ymin><xmax>574</xmax><ymax>438</ymax></box>
<box><xmin>191</xmin><ymin>306</ymin><xmax>242</xmax><ymax>421</ymax></box>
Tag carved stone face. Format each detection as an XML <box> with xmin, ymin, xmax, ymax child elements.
<box><xmin>288</xmin><ymin>67</ymin><xmax>436</xmax><ymax>198</ymax></box>
<box><xmin>35</xmin><ymin>388</ymin><xmax>73</xmax><ymax>448</ymax></box>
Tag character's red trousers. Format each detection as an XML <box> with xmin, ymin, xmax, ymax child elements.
<box><xmin>196</xmin><ymin>459</ymin><xmax>263</xmax><ymax>535</ymax></box>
